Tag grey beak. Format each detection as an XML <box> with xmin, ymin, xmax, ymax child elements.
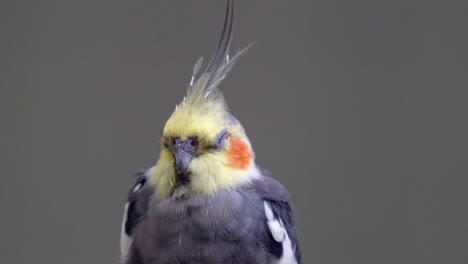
<box><xmin>174</xmin><ymin>149</ymin><xmax>192</xmax><ymax>184</ymax></box>
<box><xmin>172</xmin><ymin>138</ymin><xmax>197</xmax><ymax>184</ymax></box>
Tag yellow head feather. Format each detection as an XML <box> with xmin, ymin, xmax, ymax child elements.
<box><xmin>149</xmin><ymin>0</ymin><xmax>258</xmax><ymax>197</ymax></box>
<box><xmin>163</xmin><ymin>74</ymin><xmax>226</xmax><ymax>142</ymax></box>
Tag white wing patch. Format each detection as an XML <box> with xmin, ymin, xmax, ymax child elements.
<box><xmin>264</xmin><ymin>201</ymin><xmax>298</xmax><ymax>264</ymax></box>
<box><xmin>132</xmin><ymin>183</ymin><xmax>143</xmax><ymax>192</ymax></box>
<box><xmin>120</xmin><ymin>202</ymin><xmax>132</xmax><ymax>262</ymax></box>
<box><xmin>264</xmin><ymin>201</ymin><xmax>285</xmax><ymax>241</ymax></box>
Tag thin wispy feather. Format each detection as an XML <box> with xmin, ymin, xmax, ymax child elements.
<box><xmin>184</xmin><ymin>0</ymin><xmax>253</xmax><ymax>110</ymax></box>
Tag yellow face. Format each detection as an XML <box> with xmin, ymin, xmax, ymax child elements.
<box><xmin>163</xmin><ymin>101</ymin><xmax>226</xmax><ymax>145</ymax></box>
<box><xmin>149</xmin><ymin>102</ymin><xmax>256</xmax><ymax>197</ymax></box>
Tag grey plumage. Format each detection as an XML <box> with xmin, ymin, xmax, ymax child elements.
<box><xmin>120</xmin><ymin>1</ymin><xmax>301</xmax><ymax>263</ymax></box>
<box><xmin>123</xmin><ymin>170</ymin><xmax>300</xmax><ymax>264</ymax></box>
<box><xmin>120</xmin><ymin>170</ymin><xmax>154</xmax><ymax>262</ymax></box>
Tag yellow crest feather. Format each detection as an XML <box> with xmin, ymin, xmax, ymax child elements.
<box><xmin>149</xmin><ymin>0</ymin><xmax>258</xmax><ymax>197</ymax></box>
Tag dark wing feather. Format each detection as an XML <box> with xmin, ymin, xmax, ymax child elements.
<box><xmin>121</xmin><ymin>169</ymin><xmax>153</xmax><ymax>264</ymax></box>
<box><xmin>265</xmin><ymin>199</ymin><xmax>302</xmax><ymax>263</ymax></box>
<box><xmin>125</xmin><ymin>170</ymin><xmax>153</xmax><ymax>236</ymax></box>
<box><xmin>254</xmin><ymin>175</ymin><xmax>302</xmax><ymax>263</ymax></box>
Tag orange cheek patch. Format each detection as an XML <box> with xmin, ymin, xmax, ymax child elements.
<box><xmin>228</xmin><ymin>138</ymin><xmax>253</xmax><ymax>170</ymax></box>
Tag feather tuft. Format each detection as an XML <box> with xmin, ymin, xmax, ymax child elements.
<box><xmin>181</xmin><ymin>0</ymin><xmax>252</xmax><ymax>111</ymax></box>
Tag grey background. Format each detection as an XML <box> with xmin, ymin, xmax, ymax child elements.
<box><xmin>1</xmin><ymin>0</ymin><xmax>467</xmax><ymax>263</ymax></box>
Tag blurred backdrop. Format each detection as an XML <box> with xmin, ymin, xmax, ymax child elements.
<box><xmin>1</xmin><ymin>0</ymin><xmax>468</xmax><ymax>263</ymax></box>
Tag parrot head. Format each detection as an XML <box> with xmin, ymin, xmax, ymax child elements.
<box><xmin>149</xmin><ymin>0</ymin><xmax>258</xmax><ymax>197</ymax></box>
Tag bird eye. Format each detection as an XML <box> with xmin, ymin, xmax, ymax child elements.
<box><xmin>215</xmin><ymin>130</ymin><xmax>229</xmax><ymax>148</ymax></box>
<box><xmin>188</xmin><ymin>137</ymin><xmax>198</xmax><ymax>148</ymax></box>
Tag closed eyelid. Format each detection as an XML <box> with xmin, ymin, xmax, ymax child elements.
<box><xmin>216</xmin><ymin>130</ymin><xmax>229</xmax><ymax>147</ymax></box>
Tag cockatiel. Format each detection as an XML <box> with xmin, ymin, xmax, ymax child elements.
<box><xmin>120</xmin><ymin>1</ymin><xmax>301</xmax><ymax>263</ymax></box>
